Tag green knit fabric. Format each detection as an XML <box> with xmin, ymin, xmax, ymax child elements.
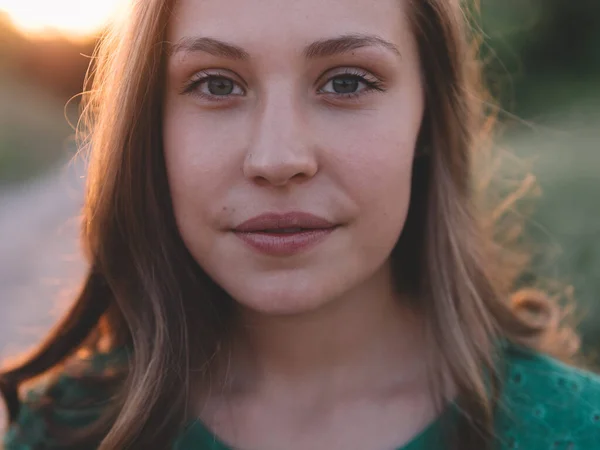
<box><xmin>4</xmin><ymin>344</ymin><xmax>600</xmax><ymax>449</ymax></box>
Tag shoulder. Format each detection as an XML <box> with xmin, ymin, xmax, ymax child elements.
<box><xmin>3</xmin><ymin>349</ymin><xmax>127</xmax><ymax>450</ymax></box>
<box><xmin>495</xmin><ymin>343</ymin><xmax>600</xmax><ymax>450</ymax></box>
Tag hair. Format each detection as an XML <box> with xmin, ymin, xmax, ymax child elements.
<box><xmin>0</xmin><ymin>0</ymin><xmax>580</xmax><ymax>449</ymax></box>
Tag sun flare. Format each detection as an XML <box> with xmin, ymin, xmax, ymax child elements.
<box><xmin>0</xmin><ymin>0</ymin><xmax>124</xmax><ymax>38</ymax></box>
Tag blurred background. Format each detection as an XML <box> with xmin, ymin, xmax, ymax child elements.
<box><xmin>0</xmin><ymin>0</ymin><xmax>598</xmax><ymax>375</ymax></box>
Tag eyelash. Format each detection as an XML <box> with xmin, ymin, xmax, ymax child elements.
<box><xmin>180</xmin><ymin>68</ymin><xmax>386</xmax><ymax>102</ymax></box>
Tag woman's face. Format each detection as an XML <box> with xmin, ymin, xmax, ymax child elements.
<box><xmin>163</xmin><ymin>0</ymin><xmax>424</xmax><ymax>314</ymax></box>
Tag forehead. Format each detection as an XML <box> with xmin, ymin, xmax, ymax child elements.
<box><xmin>168</xmin><ymin>0</ymin><xmax>410</xmax><ymax>52</ymax></box>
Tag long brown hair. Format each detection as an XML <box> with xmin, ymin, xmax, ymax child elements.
<box><xmin>0</xmin><ymin>0</ymin><xmax>578</xmax><ymax>448</ymax></box>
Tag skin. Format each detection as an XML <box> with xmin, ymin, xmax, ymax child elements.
<box><xmin>163</xmin><ymin>0</ymin><xmax>439</xmax><ymax>448</ymax></box>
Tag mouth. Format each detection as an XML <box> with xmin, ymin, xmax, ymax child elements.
<box><xmin>233</xmin><ymin>211</ymin><xmax>338</xmax><ymax>233</ymax></box>
<box><xmin>232</xmin><ymin>212</ymin><xmax>339</xmax><ymax>256</ymax></box>
<box><xmin>245</xmin><ymin>227</ymin><xmax>334</xmax><ymax>234</ymax></box>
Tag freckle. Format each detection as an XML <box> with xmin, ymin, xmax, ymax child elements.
<box><xmin>223</xmin><ymin>207</ymin><xmax>228</xmax><ymax>211</ymax></box>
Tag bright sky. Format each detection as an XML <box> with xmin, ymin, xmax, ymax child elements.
<box><xmin>0</xmin><ymin>0</ymin><xmax>124</xmax><ymax>38</ymax></box>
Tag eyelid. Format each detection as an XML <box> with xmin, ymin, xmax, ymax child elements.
<box><xmin>193</xmin><ymin>68</ymin><xmax>243</xmax><ymax>83</ymax></box>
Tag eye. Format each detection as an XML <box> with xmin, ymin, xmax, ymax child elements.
<box><xmin>181</xmin><ymin>71</ymin><xmax>245</xmax><ymax>101</ymax></box>
<box><xmin>318</xmin><ymin>69</ymin><xmax>385</xmax><ymax>98</ymax></box>
<box><xmin>180</xmin><ymin>68</ymin><xmax>385</xmax><ymax>102</ymax></box>
<box><xmin>203</xmin><ymin>77</ymin><xmax>238</xmax><ymax>96</ymax></box>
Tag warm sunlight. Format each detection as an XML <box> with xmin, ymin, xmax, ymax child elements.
<box><xmin>0</xmin><ymin>0</ymin><xmax>124</xmax><ymax>38</ymax></box>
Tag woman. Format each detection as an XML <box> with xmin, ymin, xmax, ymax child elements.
<box><xmin>2</xmin><ymin>0</ymin><xmax>599</xmax><ymax>449</ymax></box>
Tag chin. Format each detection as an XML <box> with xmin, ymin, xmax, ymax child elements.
<box><xmin>224</xmin><ymin>276</ymin><xmax>339</xmax><ymax>316</ymax></box>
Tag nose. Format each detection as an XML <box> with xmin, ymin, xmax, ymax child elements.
<box><xmin>243</xmin><ymin>91</ymin><xmax>318</xmax><ymax>187</ymax></box>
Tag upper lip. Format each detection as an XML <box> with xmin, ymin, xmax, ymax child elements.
<box><xmin>233</xmin><ymin>212</ymin><xmax>337</xmax><ymax>232</ymax></box>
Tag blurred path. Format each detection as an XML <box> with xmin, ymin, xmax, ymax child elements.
<box><xmin>0</xmin><ymin>157</ymin><xmax>87</xmax><ymax>364</ymax></box>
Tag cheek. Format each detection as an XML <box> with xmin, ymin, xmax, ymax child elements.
<box><xmin>342</xmin><ymin>133</ymin><xmax>415</xmax><ymax>203</ymax></box>
<box><xmin>162</xmin><ymin>106</ymin><xmax>244</xmax><ymax>225</ymax></box>
<box><xmin>163</xmin><ymin>108</ymin><xmax>242</xmax><ymax>179</ymax></box>
<box><xmin>345</xmin><ymin>133</ymin><xmax>415</xmax><ymax>246</ymax></box>
<box><xmin>315</xmin><ymin>103</ymin><xmax>422</xmax><ymax>259</ymax></box>
<box><xmin>318</xmin><ymin>108</ymin><xmax>419</xmax><ymax>226</ymax></box>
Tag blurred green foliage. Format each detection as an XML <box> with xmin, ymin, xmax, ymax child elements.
<box><xmin>0</xmin><ymin>68</ymin><xmax>75</xmax><ymax>185</ymax></box>
<box><xmin>500</xmin><ymin>114</ymin><xmax>600</xmax><ymax>360</ymax></box>
<box><xmin>0</xmin><ymin>13</ymin><xmax>88</xmax><ymax>185</ymax></box>
<box><xmin>476</xmin><ymin>0</ymin><xmax>600</xmax><ymax>358</ymax></box>
<box><xmin>479</xmin><ymin>0</ymin><xmax>600</xmax><ymax>117</ymax></box>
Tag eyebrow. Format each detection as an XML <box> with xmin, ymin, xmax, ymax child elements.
<box><xmin>168</xmin><ymin>33</ymin><xmax>401</xmax><ymax>61</ymax></box>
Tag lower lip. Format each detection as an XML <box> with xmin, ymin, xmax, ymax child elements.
<box><xmin>233</xmin><ymin>227</ymin><xmax>337</xmax><ymax>256</ymax></box>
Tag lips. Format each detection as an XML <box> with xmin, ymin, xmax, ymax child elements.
<box><xmin>232</xmin><ymin>212</ymin><xmax>338</xmax><ymax>256</ymax></box>
<box><xmin>233</xmin><ymin>212</ymin><xmax>337</xmax><ymax>233</ymax></box>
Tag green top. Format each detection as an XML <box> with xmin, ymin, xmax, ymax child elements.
<box><xmin>4</xmin><ymin>344</ymin><xmax>600</xmax><ymax>449</ymax></box>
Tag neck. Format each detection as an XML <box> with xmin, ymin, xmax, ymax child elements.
<box><xmin>216</xmin><ymin>262</ymin><xmax>430</xmax><ymax>396</ymax></box>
